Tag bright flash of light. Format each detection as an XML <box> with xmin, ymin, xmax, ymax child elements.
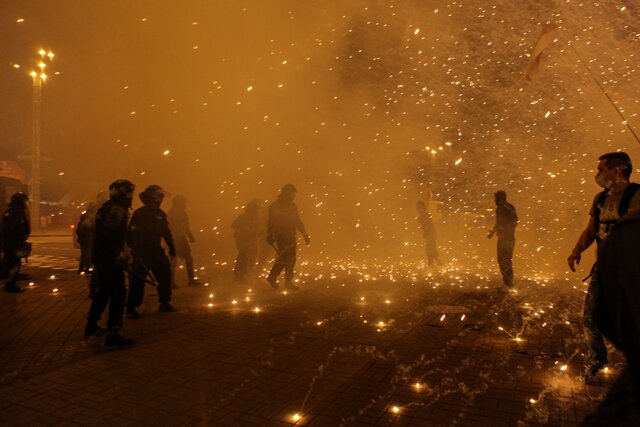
<box><xmin>391</xmin><ymin>406</ymin><xmax>400</xmax><ymax>413</ymax></box>
<box><xmin>52</xmin><ymin>288</ymin><xmax>59</xmax><ymax>293</ymax></box>
<box><xmin>455</xmin><ymin>158</ymin><xmax>462</xmax><ymax>165</ymax></box>
<box><xmin>529</xmin><ymin>398</ymin><xmax>537</xmax><ymax>404</ymax></box>
<box><xmin>560</xmin><ymin>365</ymin><xmax>568</xmax><ymax>371</ymax></box>
<box><xmin>440</xmin><ymin>314</ymin><xmax>446</xmax><ymax>322</ymax></box>
<box><xmin>292</xmin><ymin>413</ymin><xmax>301</xmax><ymax>422</ymax></box>
<box><xmin>163</xmin><ymin>150</ymin><xmax>170</xmax><ymax>155</ymax></box>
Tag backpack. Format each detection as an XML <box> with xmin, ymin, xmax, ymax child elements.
<box><xmin>593</xmin><ymin>182</ymin><xmax>640</xmax><ymax>243</ymax></box>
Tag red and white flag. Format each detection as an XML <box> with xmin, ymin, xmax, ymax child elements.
<box><xmin>524</xmin><ymin>23</ymin><xmax>560</xmax><ymax>80</ymax></box>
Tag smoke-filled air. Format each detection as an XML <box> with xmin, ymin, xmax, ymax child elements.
<box><xmin>1</xmin><ymin>1</ymin><xmax>640</xmax><ymax>425</ymax></box>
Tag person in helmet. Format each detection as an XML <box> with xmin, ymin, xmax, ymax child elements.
<box><xmin>167</xmin><ymin>195</ymin><xmax>200</xmax><ymax>287</ymax></box>
<box><xmin>231</xmin><ymin>198</ymin><xmax>262</xmax><ymax>282</ymax></box>
<box><xmin>126</xmin><ymin>185</ymin><xmax>177</xmax><ymax>317</ymax></box>
<box><xmin>84</xmin><ymin>180</ymin><xmax>135</xmax><ymax>349</ymax></box>
<box><xmin>2</xmin><ymin>193</ymin><xmax>30</xmax><ymax>293</ymax></box>
<box><xmin>266</xmin><ymin>184</ymin><xmax>310</xmax><ymax>289</ymax></box>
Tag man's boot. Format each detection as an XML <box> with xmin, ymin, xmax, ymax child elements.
<box><xmin>159</xmin><ymin>302</ymin><xmax>177</xmax><ymax>312</ymax></box>
<box><xmin>104</xmin><ymin>332</ymin><xmax>134</xmax><ymax>350</ymax></box>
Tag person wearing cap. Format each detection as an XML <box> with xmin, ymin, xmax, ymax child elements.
<box><xmin>266</xmin><ymin>184</ymin><xmax>310</xmax><ymax>290</ymax></box>
<box><xmin>126</xmin><ymin>185</ymin><xmax>177</xmax><ymax>317</ymax></box>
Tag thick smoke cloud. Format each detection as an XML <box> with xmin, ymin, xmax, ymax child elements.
<box><xmin>1</xmin><ymin>0</ymin><xmax>639</xmax><ymax>277</ymax></box>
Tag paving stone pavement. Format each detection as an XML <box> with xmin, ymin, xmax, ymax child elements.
<box><xmin>0</xmin><ymin>242</ymin><xmax>619</xmax><ymax>426</ymax></box>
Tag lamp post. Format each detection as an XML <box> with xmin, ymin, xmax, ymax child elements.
<box><xmin>28</xmin><ymin>49</ymin><xmax>54</xmax><ymax>233</ymax></box>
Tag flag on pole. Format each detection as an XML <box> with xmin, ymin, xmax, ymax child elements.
<box><xmin>524</xmin><ymin>22</ymin><xmax>560</xmax><ymax>80</ymax></box>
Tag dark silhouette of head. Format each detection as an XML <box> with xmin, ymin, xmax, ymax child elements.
<box><xmin>140</xmin><ymin>185</ymin><xmax>165</xmax><ymax>208</ymax></box>
<box><xmin>108</xmin><ymin>179</ymin><xmax>135</xmax><ymax>208</ymax></box>
<box><xmin>9</xmin><ymin>192</ymin><xmax>28</xmax><ymax>210</ymax></box>
<box><xmin>494</xmin><ymin>191</ymin><xmax>507</xmax><ymax>205</ymax></box>
<box><xmin>279</xmin><ymin>184</ymin><xmax>297</xmax><ymax>202</ymax></box>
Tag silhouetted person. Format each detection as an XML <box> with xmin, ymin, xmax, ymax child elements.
<box><xmin>84</xmin><ymin>180</ymin><xmax>135</xmax><ymax>349</ymax></box>
<box><xmin>416</xmin><ymin>201</ymin><xmax>440</xmax><ymax>267</ymax></box>
<box><xmin>266</xmin><ymin>184</ymin><xmax>309</xmax><ymax>289</ymax></box>
<box><xmin>232</xmin><ymin>198</ymin><xmax>262</xmax><ymax>282</ymax></box>
<box><xmin>488</xmin><ymin>190</ymin><xmax>518</xmax><ymax>288</ymax></box>
<box><xmin>168</xmin><ymin>195</ymin><xmax>200</xmax><ymax>287</ymax></box>
<box><xmin>76</xmin><ymin>191</ymin><xmax>108</xmax><ymax>276</ymax></box>
<box><xmin>126</xmin><ymin>185</ymin><xmax>176</xmax><ymax>318</ymax></box>
<box><xmin>580</xmin><ymin>211</ymin><xmax>640</xmax><ymax>426</ymax></box>
<box><xmin>568</xmin><ymin>152</ymin><xmax>640</xmax><ymax>382</ymax></box>
<box><xmin>2</xmin><ymin>193</ymin><xmax>30</xmax><ymax>293</ymax></box>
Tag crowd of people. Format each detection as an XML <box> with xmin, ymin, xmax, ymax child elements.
<box><xmin>1</xmin><ymin>152</ymin><xmax>639</xmax><ymax>422</ymax></box>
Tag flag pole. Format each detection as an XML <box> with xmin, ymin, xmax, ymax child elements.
<box><xmin>565</xmin><ymin>36</ymin><xmax>640</xmax><ymax>145</ymax></box>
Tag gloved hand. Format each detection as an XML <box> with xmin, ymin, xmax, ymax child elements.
<box><xmin>304</xmin><ymin>234</ymin><xmax>310</xmax><ymax>246</ymax></box>
<box><xmin>487</xmin><ymin>230</ymin><xmax>495</xmax><ymax>239</ymax></box>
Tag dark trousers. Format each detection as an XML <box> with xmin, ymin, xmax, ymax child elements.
<box><xmin>3</xmin><ymin>249</ymin><xmax>21</xmax><ymax>288</ymax></box>
<box><xmin>127</xmin><ymin>254</ymin><xmax>172</xmax><ymax>308</ymax></box>
<box><xmin>174</xmin><ymin>237</ymin><xmax>194</xmax><ymax>282</ymax></box>
<box><xmin>497</xmin><ymin>237</ymin><xmax>515</xmax><ymax>286</ymax></box>
<box><xmin>87</xmin><ymin>261</ymin><xmax>126</xmax><ymax>331</ymax></box>
<box><xmin>268</xmin><ymin>236</ymin><xmax>297</xmax><ymax>284</ymax></box>
<box><xmin>425</xmin><ymin>241</ymin><xmax>439</xmax><ymax>267</ymax></box>
<box><xmin>234</xmin><ymin>238</ymin><xmax>258</xmax><ymax>282</ymax></box>
<box><xmin>583</xmin><ymin>268</ymin><xmax>608</xmax><ymax>366</ymax></box>
<box><xmin>78</xmin><ymin>242</ymin><xmax>93</xmax><ymax>273</ymax></box>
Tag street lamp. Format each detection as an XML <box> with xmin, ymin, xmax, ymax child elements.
<box><xmin>28</xmin><ymin>48</ymin><xmax>54</xmax><ymax>233</ymax></box>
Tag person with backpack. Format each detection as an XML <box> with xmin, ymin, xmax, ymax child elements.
<box><xmin>488</xmin><ymin>190</ymin><xmax>518</xmax><ymax>288</ymax></box>
<box><xmin>568</xmin><ymin>151</ymin><xmax>640</xmax><ymax>382</ymax></box>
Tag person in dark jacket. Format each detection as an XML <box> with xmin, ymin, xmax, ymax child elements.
<box><xmin>84</xmin><ymin>180</ymin><xmax>135</xmax><ymax>349</ymax></box>
<box><xmin>232</xmin><ymin>198</ymin><xmax>262</xmax><ymax>283</ymax></box>
<box><xmin>488</xmin><ymin>190</ymin><xmax>518</xmax><ymax>288</ymax></box>
<box><xmin>580</xmin><ymin>212</ymin><xmax>640</xmax><ymax>426</ymax></box>
<box><xmin>126</xmin><ymin>185</ymin><xmax>176</xmax><ymax>318</ymax></box>
<box><xmin>2</xmin><ymin>193</ymin><xmax>30</xmax><ymax>293</ymax></box>
<box><xmin>266</xmin><ymin>184</ymin><xmax>309</xmax><ymax>290</ymax></box>
<box><xmin>167</xmin><ymin>195</ymin><xmax>200</xmax><ymax>287</ymax></box>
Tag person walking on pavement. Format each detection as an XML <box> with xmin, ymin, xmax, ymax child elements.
<box><xmin>266</xmin><ymin>184</ymin><xmax>310</xmax><ymax>290</ymax></box>
<box><xmin>168</xmin><ymin>195</ymin><xmax>201</xmax><ymax>287</ymax></box>
<box><xmin>232</xmin><ymin>198</ymin><xmax>262</xmax><ymax>283</ymax></box>
<box><xmin>568</xmin><ymin>152</ymin><xmax>640</xmax><ymax>382</ymax></box>
<box><xmin>487</xmin><ymin>190</ymin><xmax>518</xmax><ymax>288</ymax></box>
<box><xmin>84</xmin><ymin>180</ymin><xmax>135</xmax><ymax>349</ymax></box>
<box><xmin>2</xmin><ymin>193</ymin><xmax>30</xmax><ymax>293</ymax></box>
<box><xmin>416</xmin><ymin>201</ymin><xmax>441</xmax><ymax>268</ymax></box>
<box><xmin>126</xmin><ymin>185</ymin><xmax>177</xmax><ymax>318</ymax></box>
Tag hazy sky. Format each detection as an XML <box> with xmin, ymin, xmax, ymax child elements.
<box><xmin>2</xmin><ymin>1</ymin><xmax>639</xmax><ymax>271</ymax></box>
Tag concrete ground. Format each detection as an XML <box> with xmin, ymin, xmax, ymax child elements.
<box><xmin>0</xmin><ymin>237</ymin><xmax>617</xmax><ymax>426</ymax></box>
